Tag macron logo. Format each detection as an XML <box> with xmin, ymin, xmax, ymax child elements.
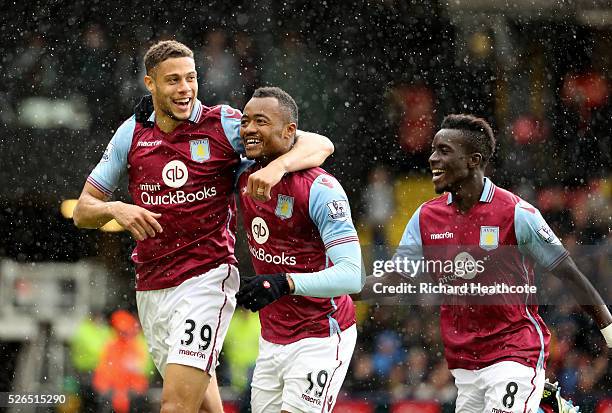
<box><xmin>430</xmin><ymin>231</ymin><xmax>454</xmax><ymax>240</ymax></box>
<box><xmin>137</xmin><ymin>140</ymin><xmax>162</xmax><ymax>147</ymax></box>
<box><xmin>178</xmin><ymin>349</ymin><xmax>206</xmax><ymax>359</ymax></box>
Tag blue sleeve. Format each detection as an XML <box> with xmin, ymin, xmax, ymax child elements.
<box><xmin>398</xmin><ymin>205</ymin><xmax>423</xmax><ymax>247</ymax></box>
<box><xmin>514</xmin><ymin>201</ymin><xmax>569</xmax><ymax>270</ymax></box>
<box><xmin>220</xmin><ymin>105</ymin><xmax>245</xmax><ymax>155</ymax></box>
<box><xmin>308</xmin><ymin>175</ymin><xmax>357</xmax><ymax>246</ymax></box>
<box><xmin>290</xmin><ymin>174</ymin><xmax>363</xmax><ymax>297</ymax></box>
<box><xmin>291</xmin><ymin>242</ymin><xmax>363</xmax><ymax>297</ymax></box>
<box><xmin>88</xmin><ymin>116</ymin><xmax>134</xmax><ymax>196</ymax></box>
<box><xmin>389</xmin><ymin>206</ymin><xmax>424</xmax><ymax>278</ymax></box>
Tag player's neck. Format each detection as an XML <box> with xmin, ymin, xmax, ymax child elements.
<box><xmin>452</xmin><ymin>175</ymin><xmax>485</xmax><ymax>212</ymax></box>
<box><xmin>155</xmin><ymin>109</ymin><xmax>184</xmax><ymax>133</ymax></box>
<box><xmin>254</xmin><ymin>156</ymin><xmax>275</xmax><ymax>168</ymax></box>
<box><xmin>254</xmin><ymin>151</ymin><xmax>289</xmax><ymax>168</ymax></box>
<box><xmin>156</xmin><ymin>115</ymin><xmax>183</xmax><ymax>133</ymax></box>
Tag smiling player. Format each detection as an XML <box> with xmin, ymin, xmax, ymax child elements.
<box><xmin>73</xmin><ymin>41</ymin><xmax>335</xmax><ymax>413</ymax></box>
<box><xmin>235</xmin><ymin>87</ymin><xmax>363</xmax><ymax>413</ymax></box>
<box><xmin>372</xmin><ymin>114</ymin><xmax>611</xmax><ymax>412</ymax></box>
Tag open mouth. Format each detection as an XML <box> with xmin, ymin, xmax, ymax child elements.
<box><xmin>244</xmin><ymin>136</ymin><xmax>262</xmax><ymax>150</ymax></box>
<box><xmin>173</xmin><ymin>97</ymin><xmax>191</xmax><ymax>110</ymax></box>
<box><xmin>431</xmin><ymin>169</ymin><xmax>445</xmax><ymax>181</ymax></box>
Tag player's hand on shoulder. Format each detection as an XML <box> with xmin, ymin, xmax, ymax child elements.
<box><xmin>236</xmin><ymin>273</ymin><xmax>290</xmax><ymax>311</ymax></box>
<box><xmin>134</xmin><ymin>94</ymin><xmax>154</xmax><ymax>124</ymax></box>
<box><xmin>246</xmin><ymin>162</ymin><xmax>286</xmax><ymax>202</ymax></box>
<box><xmin>110</xmin><ymin>202</ymin><xmax>162</xmax><ymax>241</ymax></box>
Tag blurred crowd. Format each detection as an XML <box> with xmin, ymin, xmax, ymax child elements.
<box><xmin>3</xmin><ymin>11</ymin><xmax>612</xmax><ymax>195</ymax></box>
<box><xmin>2</xmin><ymin>23</ymin><xmax>341</xmax><ymax>137</ymax></box>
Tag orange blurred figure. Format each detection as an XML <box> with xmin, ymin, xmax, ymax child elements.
<box><xmin>92</xmin><ymin>310</ymin><xmax>150</xmax><ymax>413</ymax></box>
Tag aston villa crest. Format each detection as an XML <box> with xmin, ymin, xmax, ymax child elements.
<box><xmin>190</xmin><ymin>139</ymin><xmax>210</xmax><ymax>162</ymax></box>
<box><xmin>479</xmin><ymin>226</ymin><xmax>499</xmax><ymax>251</ymax></box>
<box><xmin>275</xmin><ymin>194</ymin><xmax>294</xmax><ymax>220</ymax></box>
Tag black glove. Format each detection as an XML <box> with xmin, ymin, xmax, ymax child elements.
<box><xmin>134</xmin><ymin>94</ymin><xmax>154</xmax><ymax>125</ymax></box>
<box><xmin>236</xmin><ymin>273</ymin><xmax>290</xmax><ymax>312</ymax></box>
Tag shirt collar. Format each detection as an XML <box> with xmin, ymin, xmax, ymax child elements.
<box><xmin>147</xmin><ymin>99</ymin><xmax>203</xmax><ymax>124</ymax></box>
<box><xmin>446</xmin><ymin>177</ymin><xmax>495</xmax><ymax>205</ymax></box>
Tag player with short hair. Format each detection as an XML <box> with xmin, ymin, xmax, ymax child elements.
<box><xmin>73</xmin><ymin>40</ymin><xmax>335</xmax><ymax>413</ymax></box>
<box><xmin>235</xmin><ymin>86</ymin><xmax>363</xmax><ymax>413</ymax></box>
<box><xmin>369</xmin><ymin>114</ymin><xmax>611</xmax><ymax>412</ymax></box>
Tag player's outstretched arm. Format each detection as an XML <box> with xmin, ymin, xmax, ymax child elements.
<box><xmin>514</xmin><ymin>201</ymin><xmax>612</xmax><ymax>349</ymax></box>
<box><xmin>73</xmin><ymin>182</ymin><xmax>162</xmax><ymax>241</ymax></box>
<box><xmin>551</xmin><ymin>256</ymin><xmax>612</xmax><ymax>348</ymax></box>
<box><xmin>289</xmin><ymin>241</ymin><xmax>363</xmax><ymax>298</ymax></box>
<box><xmin>247</xmin><ymin>131</ymin><xmax>334</xmax><ymax>201</ymax></box>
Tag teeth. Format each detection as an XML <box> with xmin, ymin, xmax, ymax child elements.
<box><xmin>246</xmin><ymin>138</ymin><xmax>261</xmax><ymax>145</ymax></box>
<box><xmin>432</xmin><ymin>169</ymin><xmax>444</xmax><ymax>174</ymax></box>
<box><xmin>175</xmin><ymin>98</ymin><xmax>190</xmax><ymax>103</ymax></box>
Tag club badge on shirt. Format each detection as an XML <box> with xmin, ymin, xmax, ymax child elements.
<box><xmin>190</xmin><ymin>139</ymin><xmax>210</xmax><ymax>163</ymax></box>
<box><xmin>275</xmin><ymin>194</ymin><xmax>294</xmax><ymax>220</ymax></box>
<box><xmin>480</xmin><ymin>226</ymin><xmax>499</xmax><ymax>251</ymax></box>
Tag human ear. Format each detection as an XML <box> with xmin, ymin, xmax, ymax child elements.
<box><xmin>284</xmin><ymin>123</ymin><xmax>297</xmax><ymax>141</ymax></box>
<box><xmin>469</xmin><ymin>153</ymin><xmax>483</xmax><ymax>169</ymax></box>
<box><xmin>144</xmin><ymin>75</ymin><xmax>155</xmax><ymax>94</ymax></box>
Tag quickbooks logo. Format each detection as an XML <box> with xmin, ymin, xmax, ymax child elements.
<box><xmin>251</xmin><ymin>217</ymin><xmax>269</xmax><ymax>244</ymax></box>
<box><xmin>140</xmin><ymin>186</ymin><xmax>216</xmax><ymax>205</ymax></box>
<box><xmin>162</xmin><ymin>160</ymin><xmax>188</xmax><ymax>188</ymax></box>
<box><xmin>248</xmin><ymin>244</ymin><xmax>297</xmax><ymax>266</ymax></box>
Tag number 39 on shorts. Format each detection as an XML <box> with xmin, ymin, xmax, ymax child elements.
<box><xmin>305</xmin><ymin>369</ymin><xmax>329</xmax><ymax>397</ymax></box>
<box><xmin>181</xmin><ymin>318</ymin><xmax>212</xmax><ymax>350</ymax></box>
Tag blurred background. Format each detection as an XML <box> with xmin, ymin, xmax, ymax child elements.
<box><xmin>0</xmin><ymin>0</ymin><xmax>610</xmax><ymax>412</ymax></box>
